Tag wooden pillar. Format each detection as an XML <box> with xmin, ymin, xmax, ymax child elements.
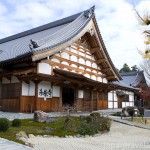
<box><xmin>19</xmin><ymin>80</ymin><xmax>22</xmax><ymax>112</ymax></box>
<box><xmin>35</xmin><ymin>82</ymin><xmax>38</xmax><ymax>111</ymax></box>
<box><xmin>90</xmin><ymin>88</ymin><xmax>93</xmax><ymax>112</ymax></box>
<box><xmin>59</xmin><ymin>86</ymin><xmax>63</xmax><ymax>108</ymax></box>
<box><xmin>96</xmin><ymin>90</ymin><xmax>99</xmax><ymax>110</ymax></box>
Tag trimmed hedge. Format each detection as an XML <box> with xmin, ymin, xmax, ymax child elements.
<box><xmin>0</xmin><ymin>118</ymin><xmax>10</xmax><ymax>132</ymax></box>
<box><xmin>12</xmin><ymin>119</ymin><xmax>22</xmax><ymax>127</ymax></box>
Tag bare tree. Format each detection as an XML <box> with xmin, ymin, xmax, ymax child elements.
<box><xmin>132</xmin><ymin>0</ymin><xmax>150</xmax><ymax>58</ymax></box>
<box><xmin>140</xmin><ymin>59</ymin><xmax>150</xmax><ymax>84</ymax></box>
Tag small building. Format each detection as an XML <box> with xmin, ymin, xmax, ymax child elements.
<box><xmin>119</xmin><ymin>71</ymin><xmax>149</xmax><ymax>108</ymax></box>
<box><xmin>0</xmin><ymin>6</ymin><xmax>139</xmax><ymax>112</ymax></box>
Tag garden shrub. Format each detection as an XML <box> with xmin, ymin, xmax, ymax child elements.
<box><xmin>78</xmin><ymin>113</ymin><xmax>111</xmax><ymax>135</ymax></box>
<box><xmin>0</xmin><ymin>118</ymin><xmax>10</xmax><ymax>132</ymax></box>
<box><xmin>12</xmin><ymin>119</ymin><xmax>22</xmax><ymax>127</ymax></box>
<box><xmin>85</xmin><ymin>116</ymin><xmax>92</xmax><ymax>123</ymax></box>
<box><xmin>77</xmin><ymin>122</ymin><xmax>96</xmax><ymax>135</ymax></box>
<box><xmin>90</xmin><ymin>112</ymin><xmax>101</xmax><ymax>122</ymax></box>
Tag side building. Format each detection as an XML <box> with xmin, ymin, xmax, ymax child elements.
<box><xmin>119</xmin><ymin>71</ymin><xmax>148</xmax><ymax>108</ymax></box>
<box><xmin>0</xmin><ymin>6</ymin><xmax>139</xmax><ymax>112</ymax></box>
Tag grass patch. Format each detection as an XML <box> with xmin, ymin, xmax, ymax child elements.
<box><xmin>0</xmin><ymin>116</ymin><xmax>82</xmax><ymax>144</ymax></box>
<box><xmin>126</xmin><ymin>117</ymin><xmax>150</xmax><ymax>125</ymax></box>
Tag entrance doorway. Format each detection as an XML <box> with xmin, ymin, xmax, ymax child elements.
<box><xmin>62</xmin><ymin>87</ymin><xmax>74</xmax><ymax>106</ymax></box>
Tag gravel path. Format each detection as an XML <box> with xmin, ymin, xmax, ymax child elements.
<box><xmin>0</xmin><ymin>138</ymin><xmax>32</xmax><ymax>150</ymax></box>
<box><xmin>28</xmin><ymin>121</ymin><xmax>150</xmax><ymax>150</ymax></box>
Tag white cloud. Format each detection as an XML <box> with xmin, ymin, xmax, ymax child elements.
<box><xmin>0</xmin><ymin>0</ymin><xmax>150</xmax><ymax>70</ymax></box>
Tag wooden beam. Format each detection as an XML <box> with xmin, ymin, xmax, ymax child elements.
<box><xmin>96</xmin><ymin>59</ymin><xmax>106</xmax><ymax>64</ymax></box>
<box><xmin>91</xmin><ymin>47</ymin><xmax>99</xmax><ymax>54</ymax></box>
<box><xmin>106</xmin><ymin>76</ymin><xmax>116</xmax><ymax>80</ymax></box>
<box><xmin>102</xmin><ymin>68</ymin><xmax>110</xmax><ymax>72</ymax></box>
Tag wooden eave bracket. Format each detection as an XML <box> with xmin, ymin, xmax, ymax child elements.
<box><xmin>102</xmin><ymin>68</ymin><xmax>110</xmax><ymax>72</ymax></box>
<box><xmin>91</xmin><ymin>47</ymin><xmax>99</xmax><ymax>53</ymax></box>
<box><xmin>106</xmin><ymin>76</ymin><xmax>116</xmax><ymax>80</ymax></box>
<box><xmin>96</xmin><ymin>59</ymin><xmax>107</xmax><ymax>64</ymax></box>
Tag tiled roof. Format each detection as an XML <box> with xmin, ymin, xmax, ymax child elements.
<box><xmin>113</xmin><ymin>71</ymin><xmax>145</xmax><ymax>90</ymax></box>
<box><xmin>120</xmin><ymin>71</ymin><xmax>144</xmax><ymax>87</ymax></box>
<box><xmin>0</xmin><ymin>7</ymin><xmax>92</xmax><ymax>63</ymax></box>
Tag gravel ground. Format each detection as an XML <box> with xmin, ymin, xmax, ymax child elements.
<box><xmin>28</xmin><ymin>121</ymin><xmax>150</xmax><ymax>150</ymax></box>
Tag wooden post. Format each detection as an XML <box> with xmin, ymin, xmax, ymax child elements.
<box><xmin>59</xmin><ymin>86</ymin><xmax>63</xmax><ymax>110</ymax></box>
<box><xmin>35</xmin><ymin>82</ymin><xmax>38</xmax><ymax>111</ymax></box>
<box><xmin>91</xmin><ymin>88</ymin><xmax>93</xmax><ymax>112</ymax></box>
<box><xmin>96</xmin><ymin>90</ymin><xmax>99</xmax><ymax>110</ymax></box>
<box><xmin>19</xmin><ymin>80</ymin><xmax>22</xmax><ymax>112</ymax></box>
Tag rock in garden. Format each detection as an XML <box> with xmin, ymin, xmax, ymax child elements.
<box><xmin>44</xmin><ymin>127</ymin><xmax>54</xmax><ymax>132</ymax></box>
<box><xmin>28</xmin><ymin>134</ymin><xmax>35</xmax><ymax>138</ymax></box>
<box><xmin>16</xmin><ymin>131</ymin><xmax>28</xmax><ymax>139</ymax></box>
<box><xmin>46</xmin><ymin>117</ymin><xmax>58</xmax><ymax>123</ymax></box>
<box><xmin>18</xmin><ymin>137</ymin><xmax>28</xmax><ymax>142</ymax></box>
<box><xmin>34</xmin><ymin>110</ymin><xmax>48</xmax><ymax>122</ymax></box>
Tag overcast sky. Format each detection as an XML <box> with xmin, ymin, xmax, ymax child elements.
<box><xmin>0</xmin><ymin>0</ymin><xmax>150</xmax><ymax>69</ymax></box>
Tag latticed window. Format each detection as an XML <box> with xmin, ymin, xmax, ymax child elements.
<box><xmin>2</xmin><ymin>83</ymin><xmax>20</xmax><ymax>99</ymax></box>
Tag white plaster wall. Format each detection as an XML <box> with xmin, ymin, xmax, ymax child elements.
<box><xmin>61</xmin><ymin>52</ymin><xmax>69</xmax><ymax>59</ymax></box>
<box><xmin>91</xmin><ymin>75</ymin><xmax>96</xmax><ymax>81</ymax></box>
<box><xmin>108</xmin><ymin>102</ymin><xmax>113</xmax><ymax>108</ymax></box>
<box><xmin>92</xmin><ymin>63</ymin><xmax>97</xmax><ymax>69</ymax></box>
<box><xmin>51</xmin><ymin>58</ymin><xmax>60</xmax><ymax>63</ymax></box>
<box><xmin>92</xmin><ymin>70</ymin><xmax>97</xmax><ymax>73</ymax></box>
<box><xmin>71</xmin><ymin>64</ymin><xmax>77</xmax><ymax>68</ymax></box>
<box><xmin>38</xmin><ymin>62</ymin><xmax>51</xmax><ymax>75</ymax></box>
<box><xmin>86</xmin><ymin>51</ymin><xmax>91</xmax><ymax>55</ymax></box>
<box><xmin>11</xmin><ymin>76</ymin><xmax>19</xmax><ymax>83</ymax></box>
<box><xmin>129</xmin><ymin>95</ymin><xmax>134</xmax><ymax>101</ymax></box>
<box><xmin>79</xmin><ymin>51</ymin><xmax>85</xmax><ymax>56</ymax></box>
<box><xmin>79</xmin><ymin>58</ymin><xmax>85</xmax><ymax>64</ymax></box>
<box><xmin>129</xmin><ymin>102</ymin><xmax>134</xmax><ymax>106</ymax></box>
<box><xmin>29</xmin><ymin>81</ymin><xmax>35</xmax><ymax>96</ymax></box>
<box><xmin>62</xmin><ymin>61</ymin><xmax>69</xmax><ymax>65</ymax></box>
<box><xmin>122</xmin><ymin>102</ymin><xmax>126</xmax><ymax>108</ymax></box>
<box><xmin>71</xmin><ymin>70</ymin><xmax>76</xmax><ymax>73</ymax></box>
<box><xmin>122</xmin><ymin>102</ymin><xmax>130</xmax><ymax>107</ymax></box>
<box><xmin>84</xmin><ymin>74</ymin><xmax>90</xmax><ymax>78</ymax></box>
<box><xmin>86</xmin><ymin>60</ymin><xmax>91</xmax><ymax>66</ymax></box>
<box><xmin>2</xmin><ymin>77</ymin><xmax>10</xmax><ymax>84</ymax></box>
<box><xmin>86</xmin><ymin>55</ymin><xmax>91</xmax><ymax>59</ymax></box>
<box><xmin>86</xmin><ymin>68</ymin><xmax>91</xmax><ymax>72</ymax></box>
<box><xmin>52</xmin><ymin>86</ymin><xmax>60</xmax><ymax>97</ymax></box>
<box><xmin>103</xmin><ymin>78</ymin><xmax>108</xmax><ymax>83</ymax></box>
<box><xmin>78</xmin><ymin>90</ymin><xmax>83</xmax><ymax>98</ymax></box>
<box><xmin>70</xmin><ymin>55</ymin><xmax>78</xmax><ymax>62</ymax></box>
<box><xmin>108</xmin><ymin>92</ymin><xmax>113</xmax><ymax>101</ymax></box>
<box><xmin>22</xmin><ymin>81</ymin><xmax>29</xmax><ymax>96</ymax></box>
<box><xmin>63</xmin><ymin>68</ymin><xmax>68</xmax><ymax>71</ymax></box>
<box><xmin>38</xmin><ymin>81</ymin><xmax>52</xmax><ymax>98</ymax></box>
<box><xmin>55</xmin><ymin>53</ymin><xmax>60</xmax><ymax>57</ymax></box>
<box><xmin>114</xmin><ymin>92</ymin><xmax>118</xmax><ymax>101</ymax></box>
<box><xmin>79</xmin><ymin>66</ymin><xmax>85</xmax><ymax>70</ymax></box>
<box><xmin>70</xmin><ymin>48</ymin><xmax>77</xmax><ymax>54</ymax></box>
<box><xmin>97</xmin><ymin>77</ymin><xmax>102</xmax><ymax>82</ymax></box>
<box><xmin>114</xmin><ymin>102</ymin><xmax>118</xmax><ymax>108</ymax></box>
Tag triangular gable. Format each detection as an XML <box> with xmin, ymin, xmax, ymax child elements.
<box><xmin>33</xmin><ymin>7</ymin><xmax>121</xmax><ymax>81</ymax></box>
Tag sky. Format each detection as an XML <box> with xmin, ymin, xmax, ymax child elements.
<box><xmin>0</xmin><ymin>0</ymin><xmax>150</xmax><ymax>70</ymax></box>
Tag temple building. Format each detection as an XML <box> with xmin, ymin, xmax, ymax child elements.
<box><xmin>0</xmin><ymin>6</ymin><xmax>139</xmax><ymax>112</ymax></box>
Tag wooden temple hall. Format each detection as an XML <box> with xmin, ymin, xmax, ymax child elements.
<box><xmin>0</xmin><ymin>6</ymin><xmax>139</xmax><ymax>112</ymax></box>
